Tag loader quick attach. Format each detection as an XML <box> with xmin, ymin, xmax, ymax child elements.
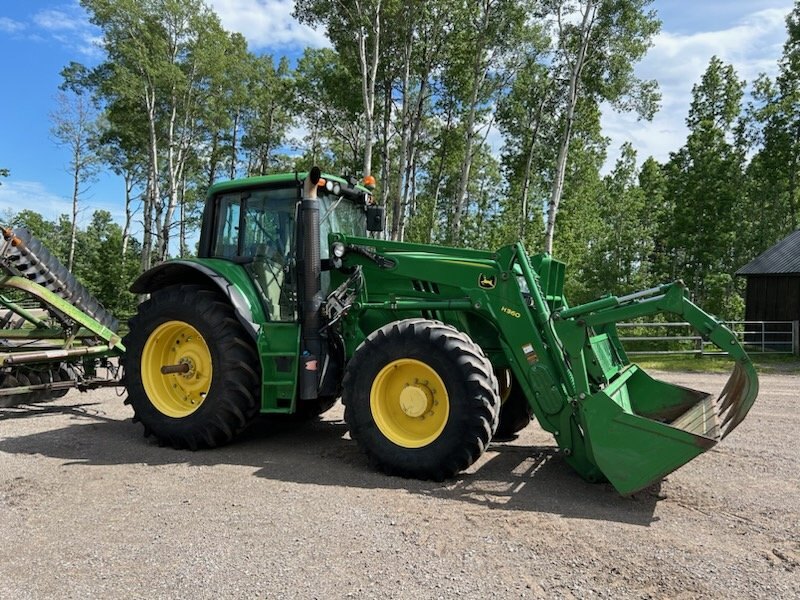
<box><xmin>9</xmin><ymin>167</ymin><xmax>751</xmax><ymax>496</ymax></box>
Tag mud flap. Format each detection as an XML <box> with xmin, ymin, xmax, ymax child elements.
<box><xmin>579</xmin><ymin>361</ymin><xmax>758</xmax><ymax>495</ymax></box>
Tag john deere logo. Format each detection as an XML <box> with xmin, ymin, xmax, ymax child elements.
<box><xmin>479</xmin><ymin>274</ymin><xmax>496</xmax><ymax>289</ymax></box>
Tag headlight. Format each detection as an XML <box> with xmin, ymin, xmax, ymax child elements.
<box><xmin>332</xmin><ymin>242</ymin><xmax>346</xmax><ymax>258</ymax></box>
<box><xmin>325</xmin><ymin>180</ymin><xmax>342</xmax><ymax>195</ymax></box>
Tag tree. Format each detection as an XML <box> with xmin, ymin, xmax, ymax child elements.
<box><xmin>295</xmin><ymin>0</ymin><xmax>383</xmax><ymax>178</ymax></box>
<box><xmin>382</xmin><ymin>0</ymin><xmax>453</xmax><ymax>241</ymax></box>
<box><xmin>50</xmin><ymin>89</ymin><xmax>100</xmax><ymax>270</ymax></box>
<box><xmin>543</xmin><ymin>0</ymin><xmax>660</xmax><ymax>254</ymax></box>
<box><xmin>744</xmin><ymin>3</ymin><xmax>800</xmax><ymax>253</ymax></box>
<box><xmin>242</xmin><ymin>56</ymin><xmax>296</xmax><ymax>176</ymax></box>
<box><xmin>638</xmin><ymin>156</ymin><xmax>670</xmax><ymax>283</ymax></box>
<box><xmin>445</xmin><ymin>0</ymin><xmax>531</xmax><ymax>244</ymax></box>
<box><xmin>582</xmin><ymin>143</ymin><xmax>652</xmax><ymax>296</ymax></box>
<box><xmin>75</xmin><ymin>210</ymin><xmax>141</xmax><ymax>319</ymax></box>
<box><xmin>496</xmin><ymin>45</ymin><xmax>557</xmax><ymax>249</ymax></box>
<box><xmin>81</xmin><ymin>0</ymin><xmax>236</xmax><ymax>266</ymax></box>
<box><xmin>11</xmin><ymin>210</ymin><xmax>58</xmax><ymax>246</ymax></box>
<box><xmin>200</xmin><ymin>31</ymin><xmax>252</xmax><ymax>184</ymax></box>
<box><xmin>294</xmin><ymin>47</ymin><xmax>364</xmax><ymax>174</ymax></box>
<box><xmin>664</xmin><ymin>56</ymin><xmax>747</xmax><ymax>316</ymax></box>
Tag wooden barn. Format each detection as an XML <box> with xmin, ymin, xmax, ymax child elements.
<box><xmin>736</xmin><ymin>231</ymin><xmax>800</xmax><ymax>353</ymax></box>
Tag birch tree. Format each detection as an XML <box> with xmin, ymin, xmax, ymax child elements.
<box><xmin>543</xmin><ymin>0</ymin><xmax>660</xmax><ymax>254</ymax></box>
<box><xmin>50</xmin><ymin>90</ymin><xmax>100</xmax><ymax>271</ymax></box>
<box><xmin>446</xmin><ymin>0</ymin><xmax>529</xmax><ymax>244</ymax></box>
<box><xmin>82</xmin><ymin>0</ymin><xmax>233</xmax><ymax>265</ymax></box>
<box><xmin>295</xmin><ymin>0</ymin><xmax>383</xmax><ymax>177</ymax></box>
<box><xmin>385</xmin><ymin>0</ymin><xmax>454</xmax><ymax>241</ymax></box>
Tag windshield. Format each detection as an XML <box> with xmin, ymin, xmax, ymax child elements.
<box><xmin>319</xmin><ymin>192</ymin><xmax>367</xmax><ymax>259</ymax></box>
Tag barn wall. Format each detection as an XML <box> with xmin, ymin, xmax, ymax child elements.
<box><xmin>744</xmin><ymin>275</ymin><xmax>800</xmax><ymax>321</ymax></box>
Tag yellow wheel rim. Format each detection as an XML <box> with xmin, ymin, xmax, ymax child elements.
<box><xmin>370</xmin><ymin>358</ymin><xmax>450</xmax><ymax>448</ymax></box>
<box><xmin>141</xmin><ymin>320</ymin><xmax>213</xmax><ymax>418</ymax></box>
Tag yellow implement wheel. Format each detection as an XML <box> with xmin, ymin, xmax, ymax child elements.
<box><xmin>140</xmin><ymin>320</ymin><xmax>213</xmax><ymax>418</ymax></box>
<box><xmin>370</xmin><ymin>358</ymin><xmax>450</xmax><ymax>448</ymax></box>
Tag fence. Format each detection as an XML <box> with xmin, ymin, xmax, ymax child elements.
<box><xmin>617</xmin><ymin>320</ymin><xmax>799</xmax><ymax>356</ymax></box>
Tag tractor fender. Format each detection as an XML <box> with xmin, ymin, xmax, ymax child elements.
<box><xmin>130</xmin><ymin>260</ymin><xmax>259</xmax><ymax>340</ymax></box>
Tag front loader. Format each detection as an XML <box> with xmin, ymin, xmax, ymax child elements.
<box><xmin>124</xmin><ymin>167</ymin><xmax>758</xmax><ymax>495</ymax></box>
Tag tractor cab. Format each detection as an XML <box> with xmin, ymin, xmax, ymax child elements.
<box><xmin>198</xmin><ymin>172</ymin><xmax>380</xmax><ymax>322</ymax></box>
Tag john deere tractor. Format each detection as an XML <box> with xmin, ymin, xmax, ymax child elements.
<box><xmin>124</xmin><ymin>167</ymin><xmax>758</xmax><ymax>495</ymax></box>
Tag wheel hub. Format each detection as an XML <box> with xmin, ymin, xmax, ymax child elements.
<box><xmin>399</xmin><ymin>384</ymin><xmax>432</xmax><ymax>418</ymax></box>
<box><xmin>369</xmin><ymin>358</ymin><xmax>450</xmax><ymax>448</ymax></box>
<box><xmin>178</xmin><ymin>357</ymin><xmax>195</xmax><ymax>378</ymax></box>
<box><xmin>140</xmin><ymin>320</ymin><xmax>213</xmax><ymax>418</ymax></box>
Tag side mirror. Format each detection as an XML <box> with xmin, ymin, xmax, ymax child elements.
<box><xmin>366</xmin><ymin>205</ymin><xmax>385</xmax><ymax>232</ymax></box>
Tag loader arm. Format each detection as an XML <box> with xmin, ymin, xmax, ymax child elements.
<box><xmin>332</xmin><ymin>237</ymin><xmax>759</xmax><ymax>495</ymax></box>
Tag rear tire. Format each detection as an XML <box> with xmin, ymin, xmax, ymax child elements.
<box><xmin>343</xmin><ymin>319</ymin><xmax>500</xmax><ymax>480</ymax></box>
<box><xmin>123</xmin><ymin>284</ymin><xmax>260</xmax><ymax>450</ymax></box>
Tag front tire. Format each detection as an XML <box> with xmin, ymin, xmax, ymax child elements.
<box><xmin>123</xmin><ymin>284</ymin><xmax>260</xmax><ymax>450</ymax></box>
<box><xmin>343</xmin><ymin>319</ymin><xmax>500</xmax><ymax>480</ymax></box>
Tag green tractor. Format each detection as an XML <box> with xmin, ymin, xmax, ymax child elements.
<box><xmin>125</xmin><ymin>167</ymin><xmax>758</xmax><ymax>495</ymax></box>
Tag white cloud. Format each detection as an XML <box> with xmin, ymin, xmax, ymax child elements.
<box><xmin>29</xmin><ymin>2</ymin><xmax>102</xmax><ymax>59</ymax></box>
<box><xmin>0</xmin><ymin>180</ymin><xmax>125</xmax><ymax>225</ymax></box>
<box><xmin>207</xmin><ymin>0</ymin><xmax>328</xmax><ymax>49</ymax></box>
<box><xmin>0</xmin><ymin>17</ymin><xmax>25</xmax><ymax>34</ymax></box>
<box><xmin>602</xmin><ymin>6</ymin><xmax>791</xmax><ymax>171</ymax></box>
<box><xmin>0</xmin><ymin>180</ymin><xmax>73</xmax><ymax>222</ymax></box>
<box><xmin>33</xmin><ymin>9</ymin><xmax>83</xmax><ymax>32</ymax></box>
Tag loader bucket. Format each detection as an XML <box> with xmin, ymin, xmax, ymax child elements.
<box><xmin>578</xmin><ymin>360</ymin><xmax>758</xmax><ymax>495</ymax></box>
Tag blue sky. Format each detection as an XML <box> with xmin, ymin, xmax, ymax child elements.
<box><xmin>0</xmin><ymin>0</ymin><xmax>795</xmax><ymax>230</ymax></box>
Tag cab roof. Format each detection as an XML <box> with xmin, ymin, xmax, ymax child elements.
<box><xmin>207</xmin><ymin>172</ymin><xmax>354</xmax><ymax>198</ymax></box>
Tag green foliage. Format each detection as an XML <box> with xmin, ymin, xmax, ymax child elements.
<box><xmin>583</xmin><ymin>143</ymin><xmax>653</xmax><ymax>296</ymax></box>
<box><xmin>74</xmin><ymin>211</ymin><xmax>141</xmax><ymax>320</ymax></box>
<box><xmin>662</xmin><ymin>57</ymin><xmax>747</xmax><ymax>316</ymax></box>
<box><xmin>26</xmin><ymin>0</ymin><xmax>800</xmax><ymax>325</ymax></box>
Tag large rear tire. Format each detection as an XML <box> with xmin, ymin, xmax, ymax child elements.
<box><xmin>123</xmin><ymin>284</ymin><xmax>260</xmax><ymax>450</ymax></box>
<box><xmin>343</xmin><ymin>319</ymin><xmax>500</xmax><ymax>480</ymax></box>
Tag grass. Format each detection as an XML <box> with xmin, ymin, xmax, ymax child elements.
<box><xmin>632</xmin><ymin>353</ymin><xmax>800</xmax><ymax>374</ymax></box>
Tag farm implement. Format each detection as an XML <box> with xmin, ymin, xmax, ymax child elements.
<box><xmin>0</xmin><ymin>227</ymin><xmax>123</xmax><ymax>407</ymax></box>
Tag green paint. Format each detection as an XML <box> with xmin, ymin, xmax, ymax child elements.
<box><xmin>176</xmin><ymin>258</ymin><xmax>301</xmax><ymax>412</ymax></box>
<box><xmin>0</xmin><ymin>275</ymin><xmax>124</xmax><ymax>354</ymax></box>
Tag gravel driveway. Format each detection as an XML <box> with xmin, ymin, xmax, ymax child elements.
<box><xmin>1</xmin><ymin>370</ymin><xmax>798</xmax><ymax>599</ymax></box>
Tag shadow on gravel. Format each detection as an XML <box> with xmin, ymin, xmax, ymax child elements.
<box><xmin>0</xmin><ymin>403</ymin><xmax>660</xmax><ymax>526</ymax></box>
<box><xmin>0</xmin><ymin>403</ymin><xmax>111</xmax><ymax>422</ymax></box>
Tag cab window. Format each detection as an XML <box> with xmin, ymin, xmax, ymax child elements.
<box><xmin>213</xmin><ymin>185</ymin><xmax>299</xmax><ymax>321</ymax></box>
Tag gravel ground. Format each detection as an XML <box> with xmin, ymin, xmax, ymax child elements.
<box><xmin>0</xmin><ymin>370</ymin><xmax>798</xmax><ymax>599</ymax></box>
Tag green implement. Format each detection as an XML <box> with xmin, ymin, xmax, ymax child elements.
<box><xmin>0</xmin><ymin>227</ymin><xmax>123</xmax><ymax>406</ymax></box>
